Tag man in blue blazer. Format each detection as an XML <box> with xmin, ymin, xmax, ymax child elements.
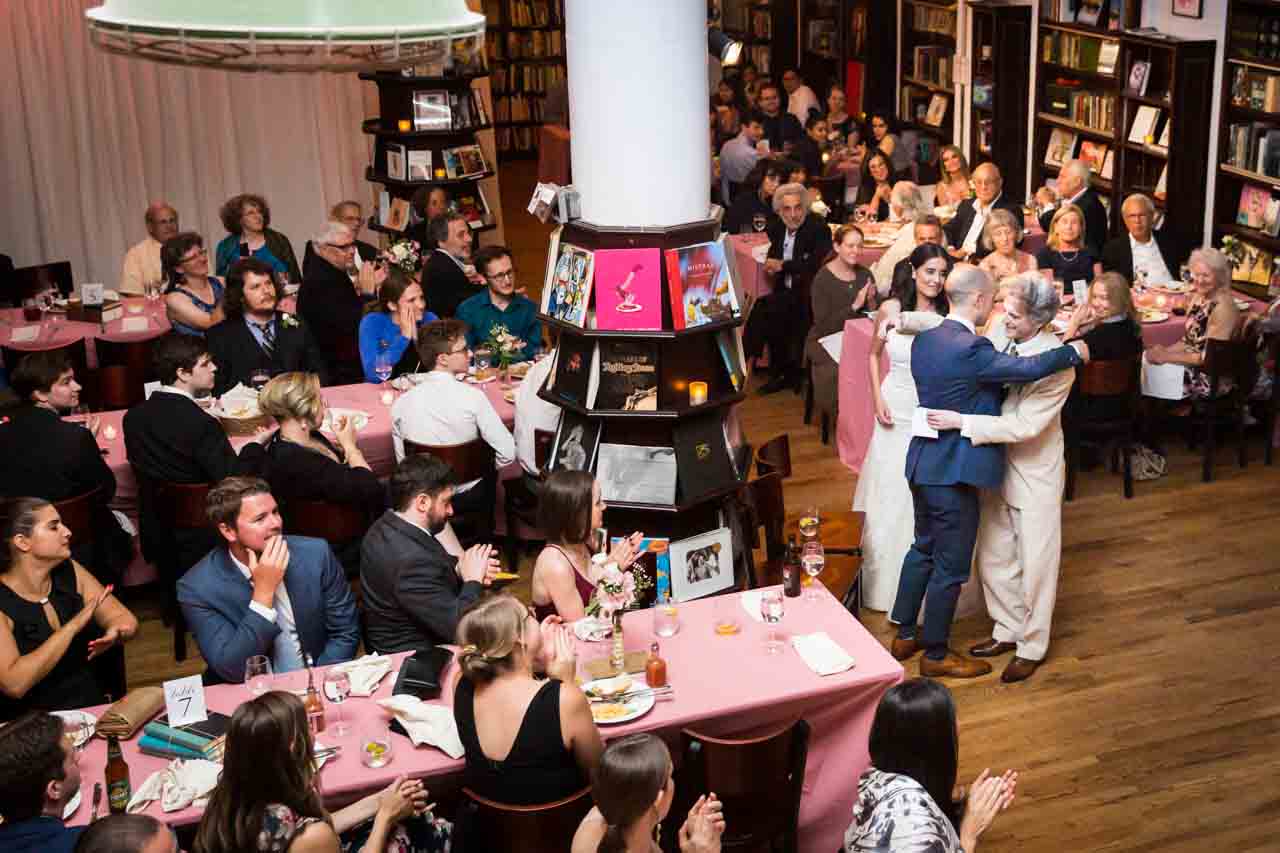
<box><xmin>889</xmin><ymin>265</ymin><xmax>1089</xmax><ymax>678</ymax></box>
<box><xmin>177</xmin><ymin>476</ymin><xmax>359</xmax><ymax>682</ymax></box>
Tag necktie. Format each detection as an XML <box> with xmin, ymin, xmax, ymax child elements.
<box><xmin>1004</xmin><ymin>340</ymin><xmax>1019</xmax><ymax>357</ymax></box>
<box><xmin>258</xmin><ymin>321</ymin><xmax>276</xmax><ymax>359</ymax></box>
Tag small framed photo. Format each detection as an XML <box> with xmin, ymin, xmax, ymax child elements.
<box><xmin>1171</xmin><ymin>0</ymin><xmax>1202</xmax><ymax>19</ymax></box>
<box><xmin>668</xmin><ymin>527</ymin><xmax>734</xmax><ymax>603</ymax></box>
<box><xmin>1126</xmin><ymin>61</ymin><xmax>1151</xmax><ymax>97</ymax></box>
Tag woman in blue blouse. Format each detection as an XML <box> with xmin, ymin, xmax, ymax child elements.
<box><xmin>214</xmin><ymin>193</ymin><xmax>301</xmax><ymax>281</ymax></box>
<box><xmin>358</xmin><ymin>265</ymin><xmax>437</xmax><ymax>383</ymax></box>
<box><xmin>161</xmin><ymin>233</ymin><xmax>225</xmax><ymax>336</ymax></box>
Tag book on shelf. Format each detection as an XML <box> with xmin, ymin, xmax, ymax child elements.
<box><xmin>1126</xmin><ymin>60</ymin><xmax>1151</xmax><ymax>97</ymax></box>
<box><xmin>596</xmin><ymin>443</ymin><xmax>678</xmax><ymax>505</ymax></box>
<box><xmin>1155</xmin><ymin>116</ymin><xmax>1170</xmax><ymax>150</ymax></box>
<box><xmin>1238</xmin><ymin>185</ymin><xmax>1273</xmax><ymax>231</ymax></box>
<box><xmin>977</xmin><ymin>118</ymin><xmax>993</xmax><ymax>153</ymax></box>
<box><xmin>1100</xmin><ymin>148</ymin><xmax>1115</xmax><ymax>180</ymax></box>
<box><xmin>592</xmin><ymin>248</ymin><xmax>663</xmax><ymax>331</ymax></box>
<box><xmin>1044</xmin><ymin>128</ymin><xmax>1077</xmax><ymax>167</ymax></box>
<box><xmin>441</xmin><ymin>143</ymin><xmax>488</xmax><ymax>179</ymax></box>
<box><xmin>407</xmin><ymin>149</ymin><xmax>432</xmax><ymax>181</ymax></box>
<box><xmin>1075</xmin><ymin>0</ymin><xmax>1103</xmax><ymax>28</ymax></box>
<box><xmin>673</xmin><ymin>413</ymin><xmax>740</xmax><ymax>499</ymax></box>
<box><xmin>1097</xmin><ymin>41</ymin><xmax>1120</xmax><ymax>76</ymax></box>
<box><xmin>547</xmin><ymin>410</ymin><xmax>602</xmax><ymax>474</ymax></box>
<box><xmin>1128</xmin><ymin>105</ymin><xmax>1162</xmax><ymax>144</ymax></box>
<box><xmin>1225</xmin><ymin>123</ymin><xmax>1280</xmax><ymax>178</ymax></box>
<box><xmin>973</xmin><ymin>81</ymin><xmax>993</xmax><ymax>110</ymax></box>
<box><xmin>592</xmin><ymin>340</ymin><xmax>659</xmax><ymax>411</ymax></box>
<box><xmin>1231</xmin><ymin>66</ymin><xmax>1280</xmax><ymax>112</ymax></box>
<box><xmin>453</xmin><ymin>186</ymin><xmax>492</xmax><ymax>230</ymax></box>
<box><xmin>549</xmin><ymin>334</ymin><xmax>596</xmax><ymax>406</ymax></box>
<box><xmin>1044</xmin><ymin>81</ymin><xmax>1075</xmax><ymax>117</ymax></box>
<box><xmin>1265</xmin><ymin>199</ymin><xmax>1280</xmax><ymax>238</ymax></box>
<box><xmin>912</xmin><ymin>45</ymin><xmax>953</xmax><ymax>88</ymax></box>
<box><xmin>715</xmin><ymin>328</ymin><xmax>748</xmax><ymax>392</ymax></box>
<box><xmin>909</xmin><ymin>4</ymin><xmax>955</xmax><ymax>36</ymax></box>
<box><xmin>1041</xmin><ymin>31</ymin><xmax>1108</xmax><ymax>72</ymax></box>
<box><xmin>924</xmin><ymin>95</ymin><xmax>949</xmax><ymax>127</ymax></box>
<box><xmin>542</xmin><ymin>235</ymin><xmax>595</xmax><ymax>329</ymax></box>
<box><xmin>386</xmin><ymin>198</ymin><xmax>411</xmax><ymax>232</ymax></box>
<box><xmin>664</xmin><ymin>237</ymin><xmax>741</xmax><ymax>331</ymax></box>
<box><xmin>1079</xmin><ymin>141</ymin><xmax>1109</xmax><ymax>174</ymax></box>
<box><xmin>386</xmin><ymin>143</ymin><xmax>407</xmax><ymax>180</ymax></box>
<box><xmin>378</xmin><ymin>191</ymin><xmax>391</xmax><ymax>228</ymax></box>
<box><xmin>1231</xmin><ymin>242</ymin><xmax>1274</xmax><ymax>286</ymax></box>
<box><xmin>1153</xmin><ymin>165</ymin><xmax>1167</xmax><ymax>202</ymax></box>
<box><xmin>412</xmin><ymin>90</ymin><xmax>451</xmax><ymax>131</ymax></box>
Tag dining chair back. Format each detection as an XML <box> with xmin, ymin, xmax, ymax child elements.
<box><xmin>754</xmin><ymin>433</ymin><xmax>791</xmax><ymax>479</ymax></box>
<box><xmin>402</xmin><ymin>436</ymin><xmax>497</xmax><ymax>546</ymax></box>
<box><xmin>151</xmin><ymin>480</ymin><xmax>212</xmax><ymax>662</ymax></box>
<box><xmin>502</xmin><ymin>427</ymin><xmax>558</xmax><ymax>568</ymax></box>
<box><xmin>53</xmin><ymin>485</ymin><xmax>103</xmax><ymax>553</ymax></box>
<box><xmin>1066</xmin><ymin>355</ymin><xmax>1140</xmax><ymax>500</ymax></box>
<box><xmin>457</xmin><ymin>786</ymin><xmax>593</xmax><ymax>853</ymax></box>
<box><xmin>95</xmin><ymin>337</ymin><xmax>158</xmax><ymax>410</ymax></box>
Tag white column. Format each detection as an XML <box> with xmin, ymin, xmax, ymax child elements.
<box><xmin>564</xmin><ymin>0</ymin><xmax>710</xmax><ymax>228</ymax></box>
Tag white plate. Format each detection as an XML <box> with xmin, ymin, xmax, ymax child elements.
<box><xmin>322</xmin><ymin>408</ymin><xmax>370</xmax><ymax>433</ymax></box>
<box><xmin>573</xmin><ymin>617</ymin><xmax>613</xmax><ymax>642</ymax></box>
<box><xmin>62</xmin><ymin>787</ymin><xmax>82</xmax><ymax>819</ymax></box>
<box><xmin>465</xmin><ymin>374</ymin><xmax>496</xmax><ymax>385</ymax></box>
<box><xmin>583</xmin><ymin>678</ymin><xmax>656</xmax><ymax>725</ymax></box>
<box><xmin>52</xmin><ymin>709</ymin><xmax>97</xmax><ymax>747</ymax></box>
<box><xmin>1140</xmin><ymin>310</ymin><xmax>1170</xmax><ymax>324</ymax></box>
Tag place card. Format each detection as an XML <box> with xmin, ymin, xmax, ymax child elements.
<box><xmin>163</xmin><ymin>673</ymin><xmax>208</xmax><ymax>727</ymax></box>
<box><xmin>82</xmin><ymin>283</ymin><xmax>105</xmax><ymax>306</ymax></box>
<box><xmin>120</xmin><ymin>317</ymin><xmax>149</xmax><ymax>332</ymax></box>
<box><xmin>10</xmin><ymin>326</ymin><xmax>39</xmax><ymax>342</ymax></box>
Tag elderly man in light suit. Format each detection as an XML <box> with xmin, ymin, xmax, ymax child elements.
<box><xmin>909</xmin><ymin>273</ymin><xmax>1075</xmax><ymax>682</ymax></box>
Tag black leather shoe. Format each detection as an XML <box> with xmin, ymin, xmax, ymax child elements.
<box><xmin>970</xmin><ymin>638</ymin><xmax>1017</xmax><ymax>657</ymax></box>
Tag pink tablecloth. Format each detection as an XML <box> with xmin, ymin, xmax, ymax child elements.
<box><xmin>99</xmin><ymin>378</ymin><xmax>517</xmax><ymax>586</ymax></box>
<box><xmin>0</xmin><ymin>300</ymin><xmax>171</xmax><ymax>367</ymax></box>
<box><xmin>537</xmin><ymin>124</ymin><xmax>572</xmax><ymax>186</ymax></box>
<box><xmin>69</xmin><ymin>587</ymin><xmax>902</xmax><ymax>852</ymax></box>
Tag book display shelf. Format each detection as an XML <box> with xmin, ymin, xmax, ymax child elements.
<box><xmin>967</xmin><ymin>1</ymin><xmax>1031</xmax><ymax>192</ymax></box>
<box><xmin>532</xmin><ymin>217</ymin><xmax>753</xmax><ymax>544</ymax></box>
<box><xmin>1213</xmin><ymin>0</ymin><xmax>1280</xmax><ymax>296</ymax></box>
<box><xmin>483</xmin><ymin>0</ymin><xmax>566</xmax><ymax>160</ymax></box>
<box><xmin>899</xmin><ymin>0</ymin><xmax>958</xmax><ymax>182</ymax></box>
<box><xmin>721</xmin><ymin>0</ymin><xmax>798</xmax><ymax>78</ymax></box>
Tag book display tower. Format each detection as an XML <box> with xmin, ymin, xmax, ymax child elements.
<box><xmin>360</xmin><ymin>40</ymin><xmax>499</xmax><ymax>241</ymax></box>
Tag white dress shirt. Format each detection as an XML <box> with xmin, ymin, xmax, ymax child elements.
<box><xmin>391</xmin><ymin>370</ymin><xmax>515</xmax><ymax>491</ymax></box>
<box><xmin>782</xmin><ymin>229</ymin><xmax>798</xmax><ymax>290</ymax></box>
<box><xmin>1129</xmin><ymin>233</ymin><xmax>1173</xmax><ymax>284</ymax></box>
<box><xmin>120</xmin><ymin>236</ymin><xmax>162</xmax><ymax>295</ymax></box>
<box><xmin>961</xmin><ymin>195</ymin><xmax>1002</xmax><ymax>255</ymax></box>
<box><xmin>788</xmin><ymin>85</ymin><xmax>820</xmax><ymax>124</ymax></box>
<box><xmin>513</xmin><ymin>352</ymin><xmax>562</xmax><ymax>477</ymax></box>
<box><xmin>230</xmin><ymin>549</ymin><xmax>305</xmax><ymax>673</ymax></box>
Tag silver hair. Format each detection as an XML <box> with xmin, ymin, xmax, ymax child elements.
<box><xmin>1188</xmin><ymin>247</ymin><xmax>1231</xmax><ymax>292</ymax></box>
<box><xmin>944</xmin><ymin>263</ymin><xmax>993</xmax><ymax>304</ymax></box>
<box><xmin>314</xmin><ymin>220</ymin><xmax>354</xmax><ymax>247</ymax></box>
<box><xmin>1006</xmin><ymin>272</ymin><xmax>1061</xmax><ymax>326</ymax></box>
<box><xmin>890</xmin><ymin>182</ymin><xmax>925</xmax><ymax>223</ymax></box>
<box><xmin>1122</xmin><ymin>193</ymin><xmax>1155</xmax><ymax>216</ymax></box>
<box><xmin>772</xmin><ymin>182</ymin><xmax>808</xmax><ymax>213</ymax></box>
<box><xmin>1061</xmin><ymin>159</ymin><xmax>1092</xmax><ymax>188</ymax></box>
<box><xmin>979</xmin><ymin>208</ymin><xmax>1024</xmax><ymax>252</ymax></box>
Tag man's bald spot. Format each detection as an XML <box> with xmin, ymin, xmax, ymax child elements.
<box><xmin>944</xmin><ymin>263</ymin><xmax>993</xmax><ymax>304</ymax></box>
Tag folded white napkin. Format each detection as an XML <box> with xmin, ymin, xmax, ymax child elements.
<box><xmin>218</xmin><ymin>383</ymin><xmax>261</xmax><ymax>418</ymax></box>
<box><xmin>750</xmin><ymin>243</ymin><xmax>771</xmax><ymax>264</ymax></box>
<box><xmin>126</xmin><ymin>758</ymin><xmax>222</xmax><ymax>814</ymax></box>
<box><xmin>377</xmin><ymin>695</ymin><xmax>464</xmax><ymax>759</ymax></box>
<box><xmin>120</xmin><ymin>317</ymin><xmax>149</xmax><ymax>332</ymax></box>
<box><xmin>791</xmin><ymin>632</ymin><xmax>857</xmax><ymax>676</ymax></box>
<box><xmin>739</xmin><ymin>590</ymin><xmax>765</xmax><ymax>622</ymax></box>
<box><xmin>329</xmin><ymin>653</ymin><xmax>393</xmax><ymax>697</ymax></box>
<box><xmin>10</xmin><ymin>326</ymin><xmax>39</xmax><ymax>342</ymax></box>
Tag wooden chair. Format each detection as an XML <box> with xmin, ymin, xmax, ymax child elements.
<box><xmin>1065</xmin><ymin>355</ymin><xmax>1141</xmax><ymax>500</ymax></box>
<box><xmin>1185</xmin><ymin>336</ymin><xmax>1258</xmax><ymax>482</ymax></box>
<box><xmin>673</xmin><ymin>719</ymin><xmax>810</xmax><ymax>853</ymax></box>
<box><xmin>754</xmin><ymin>434</ymin><xmax>792</xmax><ymax>479</ymax></box>
<box><xmin>502</xmin><ymin>427</ymin><xmax>557</xmax><ymax>569</ymax></box>
<box><xmin>53</xmin><ymin>485</ymin><xmax>102</xmax><ymax>555</ymax></box>
<box><xmin>94</xmin><ymin>338</ymin><xmax>157</xmax><ymax>411</ymax></box>
<box><xmin>1262</xmin><ymin>332</ymin><xmax>1280</xmax><ymax>466</ymax></box>
<box><xmin>742</xmin><ymin>472</ymin><xmax>787</xmax><ymax>590</ymax></box>
<box><xmin>152</xmin><ymin>481</ymin><xmax>212</xmax><ymax>662</ymax></box>
<box><xmin>403</xmin><ymin>437</ymin><xmax>498</xmax><ymax>545</ymax></box>
<box><xmin>456</xmin><ymin>786</ymin><xmax>593</xmax><ymax>853</ymax></box>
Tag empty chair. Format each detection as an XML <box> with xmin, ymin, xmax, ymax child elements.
<box><xmin>754</xmin><ymin>433</ymin><xmax>790</xmax><ymax>479</ymax></box>
<box><xmin>150</xmin><ymin>480</ymin><xmax>212</xmax><ymax>662</ymax></box>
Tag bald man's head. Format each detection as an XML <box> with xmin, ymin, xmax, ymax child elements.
<box><xmin>945</xmin><ymin>263</ymin><xmax>998</xmax><ymax>324</ymax></box>
<box><xmin>972</xmin><ymin>163</ymin><xmax>1002</xmax><ymax>204</ymax></box>
<box><xmin>144</xmin><ymin>203</ymin><xmax>179</xmax><ymax>242</ymax></box>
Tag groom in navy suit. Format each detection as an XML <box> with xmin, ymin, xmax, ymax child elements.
<box><xmin>890</xmin><ymin>266</ymin><xmax>1089</xmax><ymax>678</ymax></box>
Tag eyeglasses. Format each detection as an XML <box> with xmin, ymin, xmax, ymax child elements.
<box><xmin>448</xmin><ymin>345</ymin><xmax>471</xmax><ymax>355</ymax></box>
<box><xmin>328</xmin><ymin>242</ymin><xmax>357</xmax><ymax>251</ymax></box>
<box><xmin>486</xmin><ymin>270</ymin><xmax>515</xmax><ymax>281</ymax></box>
<box><xmin>180</xmin><ymin>248</ymin><xmax>208</xmax><ymax>263</ymax></box>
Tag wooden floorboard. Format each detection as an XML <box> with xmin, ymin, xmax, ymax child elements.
<box><xmin>114</xmin><ymin>161</ymin><xmax>1280</xmax><ymax>851</ymax></box>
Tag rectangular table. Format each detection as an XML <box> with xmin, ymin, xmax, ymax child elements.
<box><xmin>69</xmin><ymin>587</ymin><xmax>902</xmax><ymax>852</ymax></box>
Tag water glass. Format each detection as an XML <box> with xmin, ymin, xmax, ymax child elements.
<box><xmin>323</xmin><ymin>669</ymin><xmax>352</xmax><ymax>737</ymax></box>
<box><xmin>760</xmin><ymin>589</ymin><xmax>785</xmax><ymax>654</ymax></box>
<box><xmin>652</xmin><ymin>600</ymin><xmax>680</xmax><ymax>638</ymax></box>
<box><xmin>249</xmin><ymin>369</ymin><xmax>271</xmax><ymax>392</ymax></box>
<box><xmin>1180</xmin><ymin>264</ymin><xmax>1192</xmax><ymax>284</ymax></box>
<box><xmin>245</xmin><ymin>655</ymin><xmax>273</xmax><ymax>695</ymax></box>
<box><xmin>801</xmin><ymin>540</ymin><xmax>825</xmax><ymax>601</ymax></box>
<box><xmin>474</xmin><ymin>346</ymin><xmax>493</xmax><ymax>371</ymax></box>
<box><xmin>712</xmin><ymin>595</ymin><xmax>741</xmax><ymax>636</ymax></box>
<box><xmin>799</xmin><ymin>505</ymin><xmax>820</xmax><ymax>540</ymax></box>
<box><xmin>360</xmin><ymin>729</ymin><xmax>394</xmax><ymax>768</ymax></box>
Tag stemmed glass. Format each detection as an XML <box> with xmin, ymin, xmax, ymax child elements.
<box><xmin>249</xmin><ymin>369</ymin><xmax>271</xmax><ymax>392</ymax></box>
<box><xmin>760</xmin><ymin>588</ymin><xmax>785</xmax><ymax>654</ymax></box>
<box><xmin>374</xmin><ymin>350</ymin><xmax>394</xmax><ymax>388</ymax></box>
<box><xmin>245</xmin><ymin>655</ymin><xmax>273</xmax><ymax>695</ymax></box>
<box><xmin>1180</xmin><ymin>264</ymin><xmax>1192</xmax><ymax>284</ymax></box>
<box><xmin>801</xmin><ymin>539</ymin><xmax>826</xmax><ymax>601</ymax></box>
<box><xmin>323</xmin><ymin>669</ymin><xmax>352</xmax><ymax>737</ymax></box>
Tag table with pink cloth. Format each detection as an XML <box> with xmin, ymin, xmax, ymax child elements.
<box><xmin>537</xmin><ymin>123</ymin><xmax>572</xmax><ymax>187</ymax></box>
<box><xmin>0</xmin><ymin>299</ymin><xmax>171</xmax><ymax>367</ymax></box>
<box><xmin>69</xmin><ymin>587</ymin><xmax>902</xmax><ymax>851</ymax></box>
<box><xmin>95</xmin><ymin>377</ymin><xmax>517</xmax><ymax>586</ymax></box>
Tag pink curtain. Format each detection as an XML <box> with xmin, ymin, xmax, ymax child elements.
<box><xmin>0</xmin><ymin>0</ymin><xmax>375</xmax><ymax>285</ymax></box>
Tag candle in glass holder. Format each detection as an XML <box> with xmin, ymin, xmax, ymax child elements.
<box><xmin>397</xmin><ymin>119</ymin><xmax>412</xmax><ymax>132</ymax></box>
<box><xmin>380</xmin><ymin>390</ymin><xmax>395</xmax><ymax>406</ymax></box>
<box><xmin>103</xmin><ymin>425</ymin><xmax>117</xmax><ymax>440</ymax></box>
<box><xmin>433</xmin><ymin>167</ymin><xmax>446</xmax><ymax>179</ymax></box>
<box><xmin>1155</xmin><ymin>295</ymin><xmax>1168</xmax><ymax>309</ymax></box>
<box><xmin>689</xmin><ymin>381</ymin><xmax>708</xmax><ymax>406</ymax></box>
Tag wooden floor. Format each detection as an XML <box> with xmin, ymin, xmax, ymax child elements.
<box><xmin>115</xmin><ymin>161</ymin><xmax>1280</xmax><ymax>852</ymax></box>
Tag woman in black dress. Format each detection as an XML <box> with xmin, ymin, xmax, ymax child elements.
<box><xmin>0</xmin><ymin>498</ymin><xmax>137</xmax><ymax>720</ymax></box>
<box><xmin>1035</xmin><ymin>204</ymin><xmax>1102</xmax><ymax>289</ymax></box>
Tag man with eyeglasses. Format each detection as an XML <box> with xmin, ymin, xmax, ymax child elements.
<box><xmin>298</xmin><ymin>220</ymin><xmax>387</xmax><ymax>385</ymax></box>
<box><xmin>391</xmin><ymin>319</ymin><xmax>514</xmax><ymax>521</ymax></box>
<box><xmin>455</xmin><ymin>246</ymin><xmax>542</xmax><ymax>361</ymax></box>
<box><xmin>120</xmin><ymin>201</ymin><xmax>178</xmax><ymax>296</ymax></box>
<box><xmin>422</xmin><ymin>211</ymin><xmax>483</xmax><ymax>318</ymax></box>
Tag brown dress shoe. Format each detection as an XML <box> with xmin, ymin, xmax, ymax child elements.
<box><xmin>890</xmin><ymin>637</ymin><xmax>920</xmax><ymax>661</ymax></box>
<box><xmin>970</xmin><ymin>638</ymin><xmax>1017</xmax><ymax>657</ymax></box>
<box><xmin>919</xmin><ymin>651</ymin><xmax>993</xmax><ymax>679</ymax></box>
<box><xmin>1001</xmin><ymin>656</ymin><xmax>1041</xmax><ymax>683</ymax></box>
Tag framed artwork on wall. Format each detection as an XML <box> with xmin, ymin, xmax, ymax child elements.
<box><xmin>1171</xmin><ymin>0</ymin><xmax>1202</xmax><ymax>19</ymax></box>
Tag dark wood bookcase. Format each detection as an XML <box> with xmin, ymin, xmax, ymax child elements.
<box><xmin>1212</xmin><ymin>0</ymin><xmax>1280</xmax><ymax>296</ymax></box>
<box><xmin>721</xmin><ymin>0</ymin><xmax>797</xmax><ymax>79</ymax></box>
<box><xmin>967</xmin><ymin>1</ymin><xmax>1031</xmax><ymax>193</ymax></box>
<box><xmin>483</xmin><ymin>0</ymin><xmax>566</xmax><ymax>160</ymax></box>
<box><xmin>789</xmin><ymin>0</ymin><xmax>896</xmax><ymax>119</ymax></box>
<box><xmin>898</xmin><ymin>0</ymin><xmax>958</xmax><ymax>182</ymax></box>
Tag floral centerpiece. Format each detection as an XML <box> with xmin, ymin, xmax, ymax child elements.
<box><xmin>586</xmin><ymin>561</ymin><xmax>652</xmax><ymax>674</ymax></box>
<box><xmin>380</xmin><ymin>239</ymin><xmax>421</xmax><ymax>275</ymax></box>
<box><xmin>486</xmin><ymin>323</ymin><xmax>526</xmax><ymax>368</ymax></box>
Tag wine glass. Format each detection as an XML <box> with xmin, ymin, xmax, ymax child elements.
<box><xmin>245</xmin><ymin>655</ymin><xmax>273</xmax><ymax>695</ymax></box>
<box><xmin>751</xmin><ymin>213</ymin><xmax>768</xmax><ymax>233</ymax></box>
<box><xmin>36</xmin><ymin>290</ymin><xmax>54</xmax><ymax>326</ymax></box>
<box><xmin>374</xmin><ymin>350</ymin><xmax>394</xmax><ymax>387</ymax></box>
<box><xmin>801</xmin><ymin>539</ymin><xmax>825</xmax><ymax>601</ymax></box>
<box><xmin>1134</xmin><ymin>266</ymin><xmax>1149</xmax><ymax>292</ymax></box>
<box><xmin>323</xmin><ymin>669</ymin><xmax>352</xmax><ymax>737</ymax></box>
<box><xmin>760</xmin><ymin>589</ymin><xmax>785</xmax><ymax>654</ymax></box>
<box><xmin>249</xmin><ymin>369</ymin><xmax>271</xmax><ymax>392</ymax></box>
<box><xmin>473</xmin><ymin>345</ymin><xmax>493</xmax><ymax>372</ymax></box>
<box><xmin>853</xmin><ymin>207</ymin><xmax>868</xmax><ymax>225</ymax></box>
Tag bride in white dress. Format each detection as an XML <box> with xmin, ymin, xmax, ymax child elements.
<box><xmin>854</xmin><ymin>244</ymin><xmax>951</xmax><ymax>612</ymax></box>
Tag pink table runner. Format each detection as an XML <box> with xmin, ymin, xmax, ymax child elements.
<box><xmin>69</xmin><ymin>587</ymin><xmax>902</xmax><ymax>852</ymax></box>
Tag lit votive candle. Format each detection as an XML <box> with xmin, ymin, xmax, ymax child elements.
<box><xmin>380</xmin><ymin>390</ymin><xmax>395</xmax><ymax>406</ymax></box>
<box><xmin>689</xmin><ymin>381</ymin><xmax>708</xmax><ymax>406</ymax></box>
<box><xmin>1156</xmin><ymin>295</ymin><xmax>1168</xmax><ymax>309</ymax></box>
<box><xmin>103</xmin><ymin>425</ymin><xmax>117</xmax><ymax>440</ymax></box>
<box><xmin>397</xmin><ymin>119</ymin><xmax>412</xmax><ymax>132</ymax></box>
<box><xmin>433</xmin><ymin>167</ymin><xmax>446</xmax><ymax>179</ymax></box>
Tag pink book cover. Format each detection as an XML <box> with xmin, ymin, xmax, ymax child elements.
<box><xmin>592</xmin><ymin>248</ymin><xmax>663</xmax><ymax>330</ymax></box>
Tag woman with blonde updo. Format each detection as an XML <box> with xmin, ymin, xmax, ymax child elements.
<box><xmin>453</xmin><ymin>594</ymin><xmax>602</xmax><ymax>806</ymax></box>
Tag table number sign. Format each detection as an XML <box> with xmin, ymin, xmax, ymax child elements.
<box><xmin>163</xmin><ymin>674</ymin><xmax>209</xmax><ymax>727</ymax></box>
<box><xmin>82</xmin><ymin>283</ymin><xmax>105</xmax><ymax>306</ymax></box>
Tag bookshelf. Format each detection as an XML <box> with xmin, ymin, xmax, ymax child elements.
<box><xmin>898</xmin><ymin>0</ymin><xmax>959</xmax><ymax>181</ymax></box>
<box><xmin>483</xmin><ymin>0</ymin><xmax>566</xmax><ymax>160</ymax></box>
<box><xmin>1212</xmin><ymin>0</ymin><xmax>1280</xmax><ymax>296</ymax></box>
<box><xmin>790</xmin><ymin>0</ymin><xmax>895</xmax><ymax>119</ymax></box>
<box><xmin>798</xmin><ymin>0</ymin><xmax>843</xmax><ymax>99</ymax></box>
<box><xmin>967</xmin><ymin>1</ymin><xmax>1031</xmax><ymax>192</ymax></box>
<box><xmin>721</xmin><ymin>0</ymin><xmax>797</xmax><ymax>79</ymax></box>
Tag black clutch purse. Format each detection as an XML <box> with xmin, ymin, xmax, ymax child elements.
<box><xmin>391</xmin><ymin>646</ymin><xmax>454</xmax><ymax>700</ymax></box>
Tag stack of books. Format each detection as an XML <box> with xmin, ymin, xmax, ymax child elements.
<box><xmin>138</xmin><ymin>712</ymin><xmax>231</xmax><ymax>762</ymax></box>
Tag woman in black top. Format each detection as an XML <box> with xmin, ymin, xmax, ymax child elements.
<box><xmin>855</xmin><ymin>152</ymin><xmax>894</xmax><ymax>223</ymax></box>
<box><xmin>1035</xmin><ymin>204</ymin><xmax>1102</xmax><ymax>289</ymax></box>
<box><xmin>1062</xmin><ymin>272</ymin><xmax>1145</xmax><ymax>423</ymax></box>
<box><xmin>454</xmin><ymin>594</ymin><xmax>602</xmax><ymax>806</ymax></box>
<box><xmin>0</xmin><ymin>498</ymin><xmax>137</xmax><ymax>720</ymax></box>
<box><xmin>723</xmin><ymin>160</ymin><xmax>786</xmax><ymax>234</ymax></box>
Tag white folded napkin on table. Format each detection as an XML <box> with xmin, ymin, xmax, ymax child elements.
<box><xmin>126</xmin><ymin>758</ymin><xmax>222</xmax><ymax>814</ymax></box>
<box><xmin>791</xmin><ymin>632</ymin><xmax>857</xmax><ymax>676</ymax></box>
<box><xmin>10</xmin><ymin>326</ymin><xmax>39</xmax><ymax>342</ymax></box>
<box><xmin>120</xmin><ymin>317</ymin><xmax>149</xmax><ymax>332</ymax></box>
<box><xmin>750</xmin><ymin>242</ymin><xmax>771</xmax><ymax>264</ymax></box>
<box><xmin>377</xmin><ymin>695</ymin><xmax>464</xmax><ymax>758</ymax></box>
<box><xmin>329</xmin><ymin>653</ymin><xmax>393</xmax><ymax>696</ymax></box>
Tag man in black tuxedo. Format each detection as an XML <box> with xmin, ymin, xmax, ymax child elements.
<box><xmin>123</xmin><ymin>333</ymin><xmax>268</xmax><ymax>575</ymax></box>
<box><xmin>1035</xmin><ymin>159</ymin><xmax>1110</xmax><ymax>256</ymax></box>
<box><xmin>944</xmin><ymin>162</ymin><xmax>1025</xmax><ymax>261</ymax></box>
<box><xmin>298</xmin><ymin>221</ymin><xmax>384</xmax><ymax>386</ymax></box>
<box><xmin>1101</xmin><ymin>193</ymin><xmax>1186</xmax><ymax>284</ymax></box>
<box><xmin>422</xmin><ymin>212</ymin><xmax>483</xmax><ymax>318</ymax></box>
<box><xmin>749</xmin><ymin>182</ymin><xmax>833</xmax><ymax>394</ymax></box>
<box><xmin>206</xmin><ymin>258</ymin><xmax>328</xmax><ymax>396</ymax></box>
<box><xmin>0</xmin><ymin>352</ymin><xmax>132</xmax><ymax>581</ymax></box>
<box><xmin>359</xmin><ymin>454</ymin><xmax>500</xmax><ymax>653</ymax></box>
